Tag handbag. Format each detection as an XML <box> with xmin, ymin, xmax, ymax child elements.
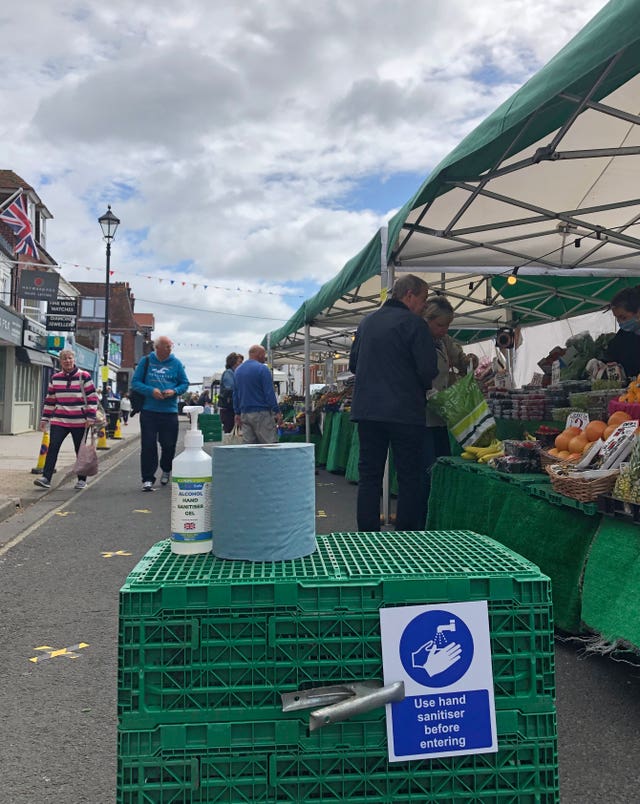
<box><xmin>222</xmin><ymin>424</ymin><xmax>244</xmax><ymax>445</ymax></box>
<box><xmin>72</xmin><ymin>430</ymin><xmax>99</xmax><ymax>476</ymax></box>
<box><xmin>80</xmin><ymin>376</ymin><xmax>107</xmax><ymax>430</ymax></box>
<box><xmin>130</xmin><ymin>356</ymin><xmax>150</xmax><ymax>416</ymax></box>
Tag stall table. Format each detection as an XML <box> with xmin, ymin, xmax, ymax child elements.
<box><xmin>426</xmin><ymin>456</ymin><xmax>640</xmax><ymax>652</ymax></box>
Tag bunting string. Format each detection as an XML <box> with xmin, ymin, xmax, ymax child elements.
<box><xmin>1</xmin><ymin>257</ymin><xmax>305</xmax><ymax>299</ymax></box>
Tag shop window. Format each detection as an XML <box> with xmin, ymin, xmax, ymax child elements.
<box><xmin>0</xmin><ymin>348</ymin><xmax>5</xmax><ymax>402</ymax></box>
<box><xmin>15</xmin><ymin>361</ymin><xmax>38</xmax><ymax>403</ymax></box>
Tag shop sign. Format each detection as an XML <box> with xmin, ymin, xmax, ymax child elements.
<box><xmin>47</xmin><ymin>335</ymin><xmax>66</xmax><ymax>351</ymax></box>
<box><xmin>23</xmin><ymin>317</ymin><xmax>47</xmax><ymax>349</ymax></box>
<box><xmin>47</xmin><ymin>297</ymin><xmax>78</xmax><ymax>316</ymax></box>
<box><xmin>46</xmin><ymin>315</ymin><xmax>76</xmax><ymax>332</ymax></box>
<box><xmin>380</xmin><ymin>601</ymin><xmax>497</xmax><ymax>762</ymax></box>
<box><xmin>18</xmin><ymin>269</ymin><xmax>60</xmax><ymax>301</ymax></box>
<box><xmin>0</xmin><ymin>304</ymin><xmax>23</xmax><ymax>345</ymax></box>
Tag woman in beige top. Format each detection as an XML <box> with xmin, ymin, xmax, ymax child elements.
<box><xmin>423</xmin><ymin>296</ymin><xmax>472</xmax><ymax>516</ymax></box>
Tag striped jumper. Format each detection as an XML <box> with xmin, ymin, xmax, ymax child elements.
<box><xmin>42</xmin><ymin>369</ymin><xmax>99</xmax><ymax>427</ymax></box>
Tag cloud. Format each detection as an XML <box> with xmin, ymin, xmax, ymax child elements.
<box><xmin>1</xmin><ymin>0</ymin><xmax>608</xmax><ymax>382</ymax></box>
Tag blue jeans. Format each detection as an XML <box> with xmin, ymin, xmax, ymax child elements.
<box><xmin>140</xmin><ymin>410</ymin><xmax>179</xmax><ymax>483</ymax></box>
<box><xmin>356</xmin><ymin>420</ymin><xmax>429</xmax><ymax>532</ymax></box>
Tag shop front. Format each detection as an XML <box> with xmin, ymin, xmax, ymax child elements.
<box><xmin>0</xmin><ymin>302</ymin><xmax>27</xmax><ymax>434</ymax></box>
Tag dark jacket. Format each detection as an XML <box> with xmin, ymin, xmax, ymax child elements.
<box><xmin>604</xmin><ymin>330</ymin><xmax>640</xmax><ymax>378</ymax></box>
<box><xmin>349</xmin><ymin>298</ymin><xmax>438</xmax><ymax>426</ymax></box>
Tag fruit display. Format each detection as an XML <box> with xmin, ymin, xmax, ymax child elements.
<box><xmin>460</xmin><ymin>439</ymin><xmax>504</xmax><ymax>463</ymax></box>
<box><xmin>612</xmin><ymin>436</ymin><xmax>640</xmax><ymax>503</ymax></box>
<box><xmin>618</xmin><ymin>375</ymin><xmax>640</xmax><ymax>403</ymax></box>
<box><xmin>544</xmin><ymin>411</ymin><xmax>633</xmax><ymax>463</ymax></box>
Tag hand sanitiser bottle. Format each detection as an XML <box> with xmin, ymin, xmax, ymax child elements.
<box><xmin>170</xmin><ymin>406</ymin><xmax>213</xmax><ymax>555</ymax></box>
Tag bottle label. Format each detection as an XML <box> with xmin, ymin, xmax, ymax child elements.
<box><xmin>171</xmin><ymin>476</ymin><xmax>212</xmax><ymax>542</ymax></box>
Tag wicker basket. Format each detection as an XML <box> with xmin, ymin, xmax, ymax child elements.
<box><xmin>539</xmin><ymin>450</ymin><xmax>570</xmax><ymax>470</ymax></box>
<box><xmin>545</xmin><ymin>465</ymin><xmax>619</xmax><ymax>502</ymax></box>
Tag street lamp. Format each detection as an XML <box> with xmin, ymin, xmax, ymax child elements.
<box><xmin>98</xmin><ymin>205</ymin><xmax>120</xmax><ymax>404</ymax></box>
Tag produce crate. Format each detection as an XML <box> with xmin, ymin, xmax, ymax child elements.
<box><xmin>118</xmin><ymin>533</ymin><xmax>555</xmax><ymax>729</ymax></box>
<box><xmin>528</xmin><ymin>483</ymin><xmax>599</xmax><ymax>516</ymax></box>
<box><xmin>118</xmin><ymin>708</ymin><xmax>556</xmax><ymax>758</ymax></box>
<box><xmin>597</xmin><ymin>494</ymin><xmax>640</xmax><ymax>524</ymax></box>
<box><xmin>118</xmin><ymin>532</ymin><xmax>558</xmax><ymax>802</ymax></box>
<box><xmin>117</xmin><ymin>714</ymin><xmax>559</xmax><ymax>803</ymax></box>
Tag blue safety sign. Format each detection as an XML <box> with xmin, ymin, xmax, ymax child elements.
<box><xmin>380</xmin><ymin>601</ymin><xmax>497</xmax><ymax>761</ymax></box>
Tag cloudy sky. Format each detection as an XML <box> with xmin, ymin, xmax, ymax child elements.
<box><xmin>1</xmin><ymin>0</ymin><xmax>607</xmax><ymax>384</ymax></box>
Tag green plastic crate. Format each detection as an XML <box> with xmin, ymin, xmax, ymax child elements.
<box><xmin>528</xmin><ymin>483</ymin><xmax>599</xmax><ymax>516</ymax></box>
<box><xmin>118</xmin><ymin>533</ymin><xmax>554</xmax><ymax>727</ymax></box>
<box><xmin>117</xmin><ymin>734</ymin><xmax>559</xmax><ymax>803</ymax></box>
<box><xmin>118</xmin><ymin>709</ymin><xmax>556</xmax><ymax>757</ymax></box>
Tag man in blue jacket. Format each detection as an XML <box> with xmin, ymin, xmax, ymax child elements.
<box><xmin>131</xmin><ymin>336</ymin><xmax>189</xmax><ymax>491</ymax></box>
<box><xmin>349</xmin><ymin>274</ymin><xmax>438</xmax><ymax>531</ymax></box>
<box><xmin>233</xmin><ymin>344</ymin><xmax>283</xmax><ymax>443</ymax></box>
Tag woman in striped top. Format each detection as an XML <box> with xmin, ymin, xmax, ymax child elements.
<box><xmin>34</xmin><ymin>349</ymin><xmax>99</xmax><ymax>491</ymax></box>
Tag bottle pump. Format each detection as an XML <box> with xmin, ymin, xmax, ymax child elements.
<box><xmin>170</xmin><ymin>406</ymin><xmax>213</xmax><ymax>555</ymax></box>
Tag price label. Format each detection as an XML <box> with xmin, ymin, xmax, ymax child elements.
<box><xmin>566</xmin><ymin>411</ymin><xmax>589</xmax><ymax>431</ymax></box>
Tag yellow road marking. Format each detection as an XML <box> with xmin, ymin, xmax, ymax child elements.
<box><xmin>30</xmin><ymin>642</ymin><xmax>89</xmax><ymax>663</ymax></box>
<box><xmin>55</xmin><ymin>511</ymin><xmax>74</xmax><ymax>517</ymax></box>
<box><xmin>133</xmin><ymin>509</ymin><xmax>152</xmax><ymax>514</ymax></box>
<box><xmin>101</xmin><ymin>550</ymin><xmax>133</xmax><ymax>558</ymax></box>
<box><xmin>316</xmin><ymin>510</ymin><xmax>327</xmax><ymax>517</ymax></box>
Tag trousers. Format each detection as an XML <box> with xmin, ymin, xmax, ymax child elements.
<box><xmin>140</xmin><ymin>410</ymin><xmax>179</xmax><ymax>482</ymax></box>
<box><xmin>43</xmin><ymin>425</ymin><xmax>87</xmax><ymax>481</ymax></box>
<box><xmin>356</xmin><ymin>420</ymin><xmax>430</xmax><ymax>532</ymax></box>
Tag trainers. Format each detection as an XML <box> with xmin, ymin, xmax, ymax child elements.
<box><xmin>34</xmin><ymin>477</ymin><xmax>51</xmax><ymax>489</ymax></box>
<box><xmin>160</xmin><ymin>472</ymin><xmax>170</xmax><ymax>486</ymax></box>
<box><xmin>74</xmin><ymin>479</ymin><xmax>87</xmax><ymax>490</ymax></box>
<box><xmin>142</xmin><ymin>481</ymin><xmax>154</xmax><ymax>492</ymax></box>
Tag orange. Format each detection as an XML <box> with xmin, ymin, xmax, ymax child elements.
<box><xmin>608</xmin><ymin>411</ymin><xmax>631</xmax><ymax>426</ymax></box>
<box><xmin>557</xmin><ymin>450</ymin><xmax>571</xmax><ymax>460</ymax></box>
<box><xmin>547</xmin><ymin>447</ymin><xmax>560</xmax><ymax>457</ymax></box>
<box><xmin>568</xmin><ymin>434</ymin><xmax>588</xmax><ymax>454</ymax></box>
<box><xmin>568</xmin><ymin>453</ymin><xmax>582</xmax><ymax>461</ymax></box>
<box><xmin>554</xmin><ymin>432</ymin><xmax>571</xmax><ymax>452</ymax></box>
<box><xmin>603</xmin><ymin>424</ymin><xmax>618</xmax><ymax>440</ymax></box>
<box><xmin>565</xmin><ymin>426</ymin><xmax>583</xmax><ymax>437</ymax></box>
<box><xmin>584</xmin><ymin>420</ymin><xmax>607</xmax><ymax>442</ymax></box>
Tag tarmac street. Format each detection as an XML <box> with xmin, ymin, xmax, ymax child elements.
<box><xmin>0</xmin><ymin>425</ymin><xmax>639</xmax><ymax>802</ymax></box>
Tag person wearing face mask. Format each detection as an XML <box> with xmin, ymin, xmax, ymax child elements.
<box><xmin>604</xmin><ymin>286</ymin><xmax>640</xmax><ymax>379</ymax></box>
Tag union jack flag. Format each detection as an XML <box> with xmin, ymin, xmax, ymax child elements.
<box><xmin>0</xmin><ymin>193</ymin><xmax>38</xmax><ymax>258</ymax></box>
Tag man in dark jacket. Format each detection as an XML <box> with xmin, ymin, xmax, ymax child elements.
<box><xmin>349</xmin><ymin>274</ymin><xmax>438</xmax><ymax>531</ymax></box>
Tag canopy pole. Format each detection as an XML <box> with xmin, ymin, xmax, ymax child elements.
<box><xmin>304</xmin><ymin>324</ymin><xmax>311</xmax><ymax>443</ymax></box>
<box><xmin>382</xmin><ymin>232</ymin><xmax>394</xmax><ymax>526</ymax></box>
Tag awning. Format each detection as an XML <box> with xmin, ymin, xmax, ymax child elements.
<box><xmin>263</xmin><ymin>0</ymin><xmax>640</xmax><ymax>359</ymax></box>
<box><xmin>16</xmin><ymin>347</ymin><xmax>54</xmax><ymax>367</ymax></box>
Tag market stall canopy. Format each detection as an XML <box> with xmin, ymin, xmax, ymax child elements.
<box><xmin>264</xmin><ymin>0</ymin><xmax>640</xmax><ymax>361</ymax></box>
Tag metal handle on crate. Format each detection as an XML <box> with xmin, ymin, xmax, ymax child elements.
<box><xmin>281</xmin><ymin>680</ymin><xmax>405</xmax><ymax>732</ymax></box>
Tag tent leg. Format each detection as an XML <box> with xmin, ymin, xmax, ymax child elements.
<box><xmin>304</xmin><ymin>324</ymin><xmax>311</xmax><ymax>443</ymax></box>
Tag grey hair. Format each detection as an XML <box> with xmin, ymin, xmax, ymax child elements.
<box><xmin>424</xmin><ymin>295</ymin><xmax>454</xmax><ymax>321</ymax></box>
<box><xmin>59</xmin><ymin>349</ymin><xmax>76</xmax><ymax>360</ymax></box>
<box><xmin>391</xmin><ymin>274</ymin><xmax>429</xmax><ymax>300</ymax></box>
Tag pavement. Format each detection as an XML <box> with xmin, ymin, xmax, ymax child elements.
<box><xmin>0</xmin><ymin>415</ymin><xmax>141</xmax><ymax>524</ymax></box>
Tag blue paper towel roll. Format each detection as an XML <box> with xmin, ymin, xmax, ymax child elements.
<box><xmin>211</xmin><ymin>442</ymin><xmax>317</xmax><ymax>561</ymax></box>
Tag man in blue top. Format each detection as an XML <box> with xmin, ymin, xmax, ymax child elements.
<box><xmin>233</xmin><ymin>344</ymin><xmax>283</xmax><ymax>443</ymax></box>
<box><xmin>131</xmin><ymin>336</ymin><xmax>189</xmax><ymax>491</ymax></box>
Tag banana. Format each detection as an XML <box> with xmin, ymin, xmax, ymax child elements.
<box><xmin>466</xmin><ymin>439</ymin><xmax>502</xmax><ymax>457</ymax></box>
<box><xmin>478</xmin><ymin>451</ymin><xmax>504</xmax><ymax>463</ymax></box>
<box><xmin>461</xmin><ymin>451</ymin><xmax>477</xmax><ymax>460</ymax></box>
